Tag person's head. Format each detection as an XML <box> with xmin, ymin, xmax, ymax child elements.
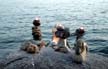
<box><xmin>52</xmin><ymin>23</ymin><xmax>64</xmax><ymax>34</ymax></box>
<box><xmin>75</xmin><ymin>27</ymin><xmax>85</xmax><ymax>37</ymax></box>
<box><xmin>55</xmin><ymin>23</ymin><xmax>64</xmax><ymax>30</ymax></box>
<box><xmin>33</xmin><ymin>17</ymin><xmax>40</xmax><ymax>26</ymax></box>
<box><xmin>54</xmin><ymin>24</ymin><xmax>70</xmax><ymax>39</ymax></box>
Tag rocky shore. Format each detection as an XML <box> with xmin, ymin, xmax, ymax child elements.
<box><xmin>0</xmin><ymin>46</ymin><xmax>108</xmax><ymax>69</ymax></box>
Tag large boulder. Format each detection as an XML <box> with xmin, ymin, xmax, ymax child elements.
<box><xmin>0</xmin><ymin>46</ymin><xmax>108</xmax><ymax>69</ymax></box>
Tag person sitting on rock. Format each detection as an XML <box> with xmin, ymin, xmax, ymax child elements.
<box><xmin>72</xmin><ymin>27</ymin><xmax>88</xmax><ymax>64</ymax></box>
<box><xmin>20</xmin><ymin>17</ymin><xmax>46</xmax><ymax>54</ymax></box>
<box><xmin>48</xmin><ymin>23</ymin><xmax>71</xmax><ymax>53</ymax></box>
<box><xmin>32</xmin><ymin>17</ymin><xmax>42</xmax><ymax>40</ymax></box>
<box><xmin>32</xmin><ymin>17</ymin><xmax>46</xmax><ymax>49</ymax></box>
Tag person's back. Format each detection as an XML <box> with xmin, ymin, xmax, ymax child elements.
<box><xmin>48</xmin><ymin>24</ymin><xmax>71</xmax><ymax>53</ymax></box>
<box><xmin>73</xmin><ymin>27</ymin><xmax>88</xmax><ymax>63</ymax></box>
<box><xmin>32</xmin><ymin>17</ymin><xmax>42</xmax><ymax>40</ymax></box>
<box><xmin>32</xmin><ymin>26</ymin><xmax>41</xmax><ymax>40</ymax></box>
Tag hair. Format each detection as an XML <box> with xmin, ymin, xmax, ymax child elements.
<box><xmin>75</xmin><ymin>29</ymin><xmax>85</xmax><ymax>35</ymax></box>
<box><xmin>75</xmin><ymin>28</ymin><xmax>85</xmax><ymax>40</ymax></box>
<box><xmin>33</xmin><ymin>20</ymin><xmax>40</xmax><ymax>26</ymax></box>
<box><xmin>55</xmin><ymin>27</ymin><xmax>70</xmax><ymax>39</ymax></box>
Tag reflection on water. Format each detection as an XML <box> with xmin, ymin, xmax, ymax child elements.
<box><xmin>0</xmin><ymin>0</ymin><xmax>108</xmax><ymax>58</ymax></box>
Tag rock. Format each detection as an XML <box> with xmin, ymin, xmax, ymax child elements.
<box><xmin>0</xmin><ymin>47</ymin><xmax>108</xmax><ymax>69</ymax></box>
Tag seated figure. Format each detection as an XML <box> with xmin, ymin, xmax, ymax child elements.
<box><xmin>73</xmin><ymin>27</ymin><xmax>88</xmax><ymax>64</ymax></box>
<box><xmin>20</xmin><ymin>17</ymin><xmax>46</xmax><ymax>54</ymax></box>
<box><xmin>49</xmin><ymin>23</ymin><xmax>71</xmax><ymax>53</ymax></box>
<box><xmin>32</xmin><ymin>17</ymin><xmax>42</xmax><ymax>40</ymax></box>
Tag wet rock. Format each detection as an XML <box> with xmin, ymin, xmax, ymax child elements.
<box><xmin>0</xmin><ymin>47</ymin><xmax>108</xmax><ymax>69</ymax></box>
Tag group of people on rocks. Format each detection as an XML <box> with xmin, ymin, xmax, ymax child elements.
<box><xmin>20</xmin><ymin>17</ymin><xmax>88</xmax><ymax>64</ymax></box>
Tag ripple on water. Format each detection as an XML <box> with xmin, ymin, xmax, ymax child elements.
<box><xmin>0</xmin><ymin>0</ymin><xmax>108</xmax><ymax>58</ymax></box>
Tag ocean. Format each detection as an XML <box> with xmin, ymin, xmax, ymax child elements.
<box><xmin>0</xmin><ymin>0</ymin><xmax>108</xmax><ymax>58</ymax></box>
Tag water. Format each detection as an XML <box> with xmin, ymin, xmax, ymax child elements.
<box><xmin>0</xmin><ymin>0</ymin><xmax>108</xmax><ymax>58</ymax></box>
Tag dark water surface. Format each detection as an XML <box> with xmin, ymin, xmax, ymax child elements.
<box><xmin>0</xmin><ymin>0</ymin><xmax>108</xmax><ymax>58</ymax></box>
